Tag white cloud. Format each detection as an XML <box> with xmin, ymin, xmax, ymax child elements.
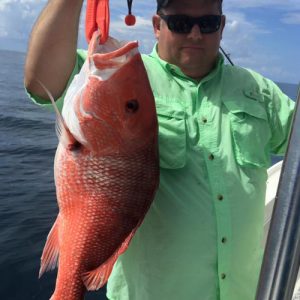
<box><xmin>220</xmin><ymin>9</ymin><xmax>296</xmax><ymax>83</ymax></box>
<box><xmin>0</xmin><ymin>0</ymin><xmax>298</xmax><ymax>82</ymax></box>
<box><xmin>222</xmin><ymin>10</ymin><xmax>269</xmax><ymax>60</ymax></box>
<box><xmin>224</xmin><ymin>0</ymin><xmax>300</xmax><ymax>10</ymax></box>
<box><xmin>0</xmin><ymin>29</ymin><xmax>8</xmax><ymax>38</ymax></box>
<box><xmin>110</xmin><ymin>16</ymin><xmax>153</xmax><ymax>37</ymax></box>
<box><xmin>0</xmin><ymin>0</ymin><xmax>45</xmax><ymax>41</ymax></box>
<box><xmin>281</xmin><ymin>12</ymin><xmax>300</xmax><ymax>24</ymax></box>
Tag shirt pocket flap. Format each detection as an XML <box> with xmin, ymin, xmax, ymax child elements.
<box><xmin>223</xmin><ymin>95</ymin><xmax>268</xmax><ymax>121</ymax></box>
<box><xmin>156</xmin><ymin>103</ymin><xmax>186</xmax><ymax>119</ymax></box>
<box><xmin>155</xmin><ymin>103</ymin><xmax>186</xmax><ymax>169</ymax></box>
<box><xmin>223</xmin><ymin>94</ymin><xmax>271</xmax><ymax>168</ymax></box>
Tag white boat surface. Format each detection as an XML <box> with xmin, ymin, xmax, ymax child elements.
<box><xmin>265</xmin><ymin>160</ymin><xmax>300</xmax><ymax>299</ymax></box>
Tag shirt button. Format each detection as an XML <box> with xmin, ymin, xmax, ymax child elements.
<box><xmin>208</xmin><ymin>154</ymin><xmax>214</xmax><ymax>160</ymax></box>
<box><xmin>221</xmin><ymin>273</ymin><xmax>226</xmax><ymax>279</ymax></box>
<box><xmin>221</xmin><ymin>237</ymin><xmax>227</xmax><ymax>243</ymax></box>
<box><xmin>202</xmin><ymin>117</ymin><xmax>208</xmax><ymax>124</ymax></box>
<box><xmin>217</xmin><ymin>194</ymin><xmax>224</xmax><ymax>201</ymax></box>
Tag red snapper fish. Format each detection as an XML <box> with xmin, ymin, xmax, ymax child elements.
<box><xmin>39</xmin><ymin>31</ymin><xmax>159</xmax><ymax>300</ymax></box>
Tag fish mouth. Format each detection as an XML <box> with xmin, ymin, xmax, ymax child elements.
<box><xmin>90</xmin><ymin>33</ymin><xmax>139</xmax><ymax>58</ymax></box>
<box><xmin>89</xmin><ymin>32</ymin><xmax>139</xmax><ymax>79</ymax></box>
<box><xmin>88</xmin><ymin>32</ymin><xmax>139</xmax><ymax>80</ymax></box>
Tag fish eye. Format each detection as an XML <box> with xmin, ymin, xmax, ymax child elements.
<box><xmin>126</xmin><ymin>99</ymin><xmax>139</xmax><ymax>113</ymax></box>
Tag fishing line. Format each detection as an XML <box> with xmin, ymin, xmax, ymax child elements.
<box><xmin>127</xmin><ymin>0</ymin><xmax>133</xmax><ymax>14</ymax></box>
<box><xmin>220</xmin><ymin>46</ymin><xmax>234</xmax><ymax>66</ymax></box>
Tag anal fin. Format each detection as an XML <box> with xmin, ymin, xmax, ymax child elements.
<box><xmin>82</xmin><ymin>227</ymin><xmax>138</xmax><ymax>290</ymax></box>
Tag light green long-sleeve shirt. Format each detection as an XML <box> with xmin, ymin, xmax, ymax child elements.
<box><xmin>27</xmin><ymin>45</ymin><xmax>295</xmax><ymax>300</ymax></box>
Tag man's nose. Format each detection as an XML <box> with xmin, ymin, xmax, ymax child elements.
<box><xmin>187</xmin><ymin>24</ymin><xmax>203</xmax><ymax>39</ymax></box>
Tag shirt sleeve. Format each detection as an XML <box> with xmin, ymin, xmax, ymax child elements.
<box><xmin>25</xmin><ymin>49</ymin><xmax>87</xmax><ymax>112</ymax></box>
<box><xmin>267</xmin><ymin>80</ymin><xmax>296</xmax><ymax>155</ymax></box>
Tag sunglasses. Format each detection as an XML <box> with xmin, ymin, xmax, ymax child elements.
<box><xmin>158</xmin><ymin>14</ymin><xmax>222</xmax><ymax>34</ymax></box>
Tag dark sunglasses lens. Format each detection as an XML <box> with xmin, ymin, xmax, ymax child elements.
<box><xmin>199</xmin><ymin>15</ymin><xmax>221</xmax><ymax>33</ymax></box>
<box><xmin>163</xmin><ymin>14</ymin><xmax>221</xmax><ymax>34</ymax></box>
<box><xmin>167</xmin><ymin>15</ymin><xmax>193</xmax><ymax>33</ymax></box>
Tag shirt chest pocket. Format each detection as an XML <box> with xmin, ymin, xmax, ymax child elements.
<box><xmin>156</xmin><ymin>103</ymin><xmax>186</xmax><ymax>169</ymax></box>
<box><xmin>223</xmin><ymin>93</ymin><xmax>271</xmax><ymax>168</ymax></box>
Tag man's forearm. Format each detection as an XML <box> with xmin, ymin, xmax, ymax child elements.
<box><xmin>24</xmin><ymin>0</ymin><xmax>84</xmax><ymax>100</ymax></box>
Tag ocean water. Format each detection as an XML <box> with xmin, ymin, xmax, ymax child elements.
<box><xmin>0</xmin><ymin>49</ymin><xmax>298</xmax><ymax>300</ymax></box>
<box><xmin>0</xmin><ymin>50</ymin><xmax>106</xmax><ymax>300</ymax></box>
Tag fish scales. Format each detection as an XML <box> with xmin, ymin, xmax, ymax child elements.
<box><xmin>39</xmin><ymin>32</ymin><xmax>159</xmax><ymax>300</ymax></box>
<box><xmin>56</xmin><ymin>147</ymin><xmax>157</xmax><ymax>219</ymax></box>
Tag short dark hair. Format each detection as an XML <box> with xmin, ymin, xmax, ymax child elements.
<box><xmin>157</xmin><ymin>0</ymin><xmax>223</xmax><ymax>14</ymax></box>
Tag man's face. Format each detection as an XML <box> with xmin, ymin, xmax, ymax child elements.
<box><xmin>153</xmin><ymin>0</ymin><xmax>225</xmax><ymax>79</ymax></box>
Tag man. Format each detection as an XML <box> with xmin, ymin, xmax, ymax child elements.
<box><xmin>24</xmin><ymin>0</ymin><xmax>295</xmax><ymax>299</ymax></box>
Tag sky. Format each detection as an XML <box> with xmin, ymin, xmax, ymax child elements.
<box><xmin>0</xmin><ymin>0</ymin><xmax>299</xmax><ymax>84</ymax></box>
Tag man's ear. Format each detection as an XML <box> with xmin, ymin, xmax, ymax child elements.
<box><xmin>152</xmin><ymin>15</ymin><xmax>161</xmax><ymax>40</ymax></box>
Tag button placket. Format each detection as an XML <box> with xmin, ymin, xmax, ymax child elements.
<box><xmin>213</xmin><ymin>187</ymin><xmax>230</xmax><ymax>290</ymax></box>
<box><xmin>198</xmin><ymin>93</ymin><xmax>231</xmax><ymax>298</ymax></box>
<box><xmin>217</xmin><ymin>192</ymin><xmax>229</xmax><ymax>281</ymax></box>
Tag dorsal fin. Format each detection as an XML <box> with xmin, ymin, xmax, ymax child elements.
<box><xmin>36</xmin><ymin>80</ymin><xmax>79</xmax><ymax>149</ymax></box>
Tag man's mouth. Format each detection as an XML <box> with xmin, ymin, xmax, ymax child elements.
<box><xmin>182</xmin><ymin>45</ymin><xmax>204</xmax><ymax>50</ymax></box>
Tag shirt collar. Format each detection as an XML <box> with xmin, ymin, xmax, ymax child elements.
<box><xmin>149</xmin><ymin>43</ymin><xmax>224</xmax><ymax>84</ymax></box>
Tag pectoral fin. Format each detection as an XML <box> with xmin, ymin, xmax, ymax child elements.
<box><xmin>39</xmin><ymin>216</ymin><xmax>60</xmax><ymax>278</ymax></box>
<box><xmin>36</xmin><ymin>79</ymin><xmax>79</xmax><ymax>150</ymax></box>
